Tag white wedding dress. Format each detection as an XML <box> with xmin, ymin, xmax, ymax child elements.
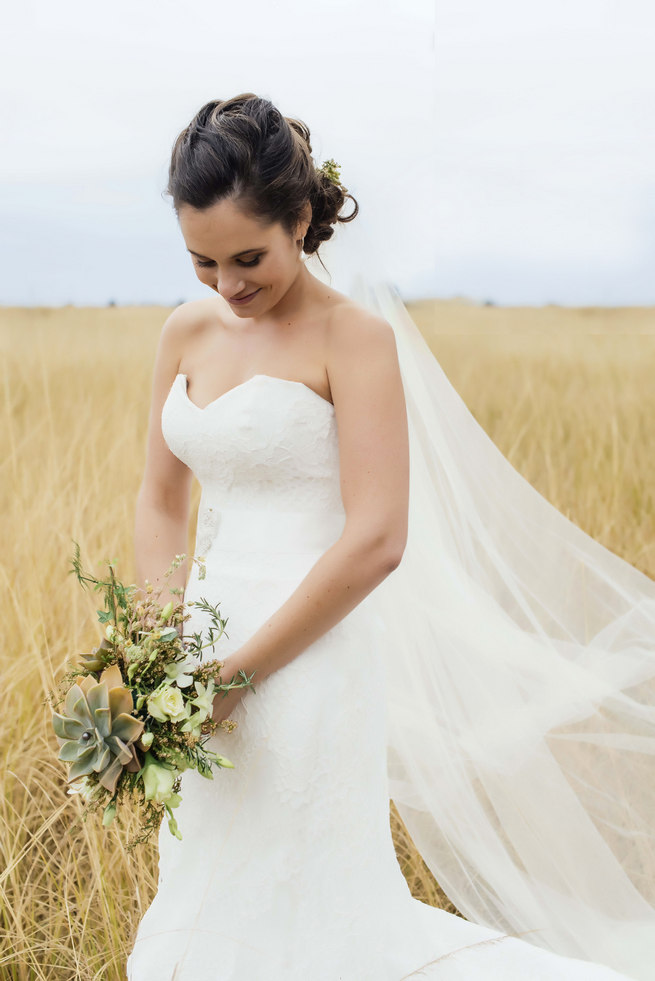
<box><xmin>125</xmin><ymin>366</ymin><xmax>637</xmax><ymax>981</ymax></box>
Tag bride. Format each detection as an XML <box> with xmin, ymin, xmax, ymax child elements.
<box><xmin>126</xmin><ymin>93</ymin><xmax>655</xmax><ymax>980</ymax></box>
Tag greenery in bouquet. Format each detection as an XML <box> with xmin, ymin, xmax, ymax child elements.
<box><xmin>48</xmin><ymin>542</ymin><xmax>256</xmax><ymax>850</ymax></box>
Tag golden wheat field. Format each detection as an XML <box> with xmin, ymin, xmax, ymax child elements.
<box><xmin>0</xmin><ymin>298</ymin><xmax>653</xmax><ymax>979</ymax></box>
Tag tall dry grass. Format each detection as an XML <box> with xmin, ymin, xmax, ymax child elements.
<box><xmin>0</xmin><ymin>299</ymin><xmax>653</xmax><ymax>979</ymax></box>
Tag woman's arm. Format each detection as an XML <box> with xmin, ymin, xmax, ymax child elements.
<box><xmin>213</xmin><ymin>307</ymin><xmax>409</xmax><ymax>717</ymax></box>
<box><xmin>134</xmin><ymin>304</ymin><xmax>195</xmax><ymax>602</ymax></box>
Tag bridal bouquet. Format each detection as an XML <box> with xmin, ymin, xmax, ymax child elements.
<box><xmin>49</xmin><ymin>543</ymin><xmax>256</xmax><ymax>849</ymax></box>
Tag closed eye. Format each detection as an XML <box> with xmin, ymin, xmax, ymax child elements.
<box><xmin>195</xmin><ymin>255</ymin><xmax>262</xmax><ymax>268</ymax></box>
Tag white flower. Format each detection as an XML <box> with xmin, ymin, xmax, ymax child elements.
<box><xmin>67</xmin><ymin>775</ymin><xmax>100</xmax><ymax>803</ymax></box>
<box><xmin>180</xmin><ymin>679</ymin><xmax>216</xmax><ymax>735</ymax></box>
<box><xmin>163</xmin><ymin>655</ymin><xmax>195</xmax><ymax>689</ymax></box>
<box><xmin>147</xmin><ymin>684</ymin><xmax>190</xmax><ymax>723</ymax></box>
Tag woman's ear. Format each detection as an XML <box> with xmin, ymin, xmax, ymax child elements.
<box><xmin>298</xmin><ymin>200</ymin><xmax>312</xmax><ymax>239</ymax></box>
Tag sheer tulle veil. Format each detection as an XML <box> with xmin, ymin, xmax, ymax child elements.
<box><xmin>309</xmin><ymin>223</ymin><xmax>655</xmax><ymax>980</ymax></box>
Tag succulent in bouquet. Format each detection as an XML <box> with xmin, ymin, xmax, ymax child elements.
<box><xmin>49</xmin><ymin>542</ymin><xmax>256</xmax><ymax>849</ymax></box>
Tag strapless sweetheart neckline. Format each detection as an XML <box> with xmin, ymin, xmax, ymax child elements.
<box><xmin>175</xmin><ymin>372</ymin><xmax>335</xmax><ymax>412</ymax></box>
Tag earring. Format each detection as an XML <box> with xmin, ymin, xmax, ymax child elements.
<box><xmin>300</xmin><ymin>236</ymin><xmax>305</xmax><ymax>253</ymax></box>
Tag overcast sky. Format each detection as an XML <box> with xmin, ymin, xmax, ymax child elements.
<box><xmin>1</xmin><ymin>0</ymin><xmax>653</xmax><ymax>306</ymax></box>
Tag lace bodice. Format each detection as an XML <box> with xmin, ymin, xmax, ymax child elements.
<box><xmin>162</xmin><ymin>373</ymin><xmax>347</xmax><ymax>558</ymax></box>
<box><xmin>163</xmin><ymin>373</ymin><xmax>340</xmax><ymax>508</ymax></box>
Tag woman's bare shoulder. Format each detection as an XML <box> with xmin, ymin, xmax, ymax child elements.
<box><xmin>156</xmin><ymin>298</ymin><xmax>222</xmax><ymax>368</ymax></box>
<box><xmin>161</xmin><ymin>297</ymin><xmax>219</xmax><ymax>338</ymax></box>
<box><xmin>325</xmin><ymin>294</ymin><xmax>396</xmax><ymax>362</ymax></box>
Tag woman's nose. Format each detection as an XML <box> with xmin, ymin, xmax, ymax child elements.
<box><xmin>217</xmin><ymin>275</ymin><xmax>245</xmax><ymax>299</ymax></box>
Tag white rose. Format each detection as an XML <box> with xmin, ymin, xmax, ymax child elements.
<box><xmin>147</xmin><ymin>684</ymin><xmax>189</xmax><ymax>723</ymax></box>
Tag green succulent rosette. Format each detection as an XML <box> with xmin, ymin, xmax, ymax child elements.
<box><xmin>52</xmin><ymin>662</ymin><xmax>144</xmax><ymax>795</ymax></box>
<box><xmin>77</xmin><ymin>635</ymin><xmax>115</xmax><ymax>674</ymax></box>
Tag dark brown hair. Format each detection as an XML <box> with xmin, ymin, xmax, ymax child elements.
<box><xmin>165</xmin><ymin>93</ymin><xmax>359</xmax><ymax>269</ymax></box>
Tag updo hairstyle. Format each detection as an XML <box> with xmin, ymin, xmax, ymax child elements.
<box><xmin>165</xmin><ymin>93</ymin><xmax>359</xmax><ymax>267</ymax></box>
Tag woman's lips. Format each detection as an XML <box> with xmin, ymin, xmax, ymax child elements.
<box><xmin>229</xmin><ymin>288</ymin><xmax>261</xmax><ymax>305</ymax></box>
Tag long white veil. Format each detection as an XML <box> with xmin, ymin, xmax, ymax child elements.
<box><xmin>310</xmin><ymin>224</ymin><xmax>655</xmax><ymax>980</ymax></box>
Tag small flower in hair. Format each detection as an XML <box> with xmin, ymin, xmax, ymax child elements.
<box><xmin>318</xmin><ymin>158</ymin><xmax>342</xmax><ymax>186</ymax></box>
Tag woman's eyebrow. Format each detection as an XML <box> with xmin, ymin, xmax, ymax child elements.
<box><xmin>187</xmin><ymin>246</ymin><xmax>265</xmax><ymax>260</ymax></box>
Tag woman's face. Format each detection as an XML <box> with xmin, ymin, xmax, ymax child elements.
<box><xmin>178</xmin><ymin>196</ymin><xmax>308</xmax><ymax>316</ymax></box>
